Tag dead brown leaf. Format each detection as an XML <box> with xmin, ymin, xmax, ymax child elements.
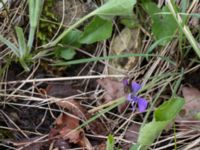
<box><xmin>56</xmin><ymin>99</ymin><xmax>107</xmax><ymax>135</ymax></box>
<box><xmin>55</xmin><ymin>113</ymin><xmax>81</xmax><ymax>143</ymax></box>
<box><xmin>52</xmin><ymin>113</ymin><xmax>92</xmax><ymax>149</ymax></box>
<box><xmin>97</xmin><ymin>78</ymin><xmax>128</xmax><ymax>113</ymax></box>
<box><xmin>97</xmin><ymin>78</ymin><xmax>125</xmax><ymax>102</ymax></box>
<box><xmin>109</xmin><ymin>27</ymin><xmax>141</xmax><ymax>74</ymax></box>
<box><xmin>181</xmin><ymin>86</ymin><xmax>200</xmax><ymax>119</ymax></box>
<box><xmin>173</xmin><ymin>86</ymin><xmax>200</xmax><ymax>134</ymax></box>
<box><xmin>45</xmin><ymin>82</ymin><xmax>78</xmax><ymax>98</ymax></box>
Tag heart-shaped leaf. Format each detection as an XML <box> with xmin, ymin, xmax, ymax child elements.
<box><xmin>92</xmin><ymin>0</ymin><xmax>136</xmax><ymax>17</ymax></box>
<box><xmin>138</xmin><ymin>97</ymin><xmax>185</xmax><ymax>148</ymax></box>
<box><xmin>79</xmin><ymin>16</ymin><xmax>113</xmax><ymax>44</ymax></box>
<box><xmin>142</xmin><ymin>1</ymin><xmax>178</xmax><ymax>45</ymax></box>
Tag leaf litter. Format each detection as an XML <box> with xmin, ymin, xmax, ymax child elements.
<box><xmin>181</xmin><ymin>86</ymin><xmax>200</xmax><ymax>120</ymax></box>
<box><xmin>50</xmin><ymin>113</ymin><xmax>92</xmax><ymax>149</ymax></box>
<box><xmin>1</xmin><ymin>0</ymin><xmax>200</xmax><ymax>149</ymax></box>
<box><xmin>56</xmin><ymin>99</ymin><xmax>107</xmax><ymax>135</ymax></box>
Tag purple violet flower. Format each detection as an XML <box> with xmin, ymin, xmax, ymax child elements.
<box><xmin>125</xmin><ymin>81</ymin><xmax>148</xmax><ymax>112</ymax></box>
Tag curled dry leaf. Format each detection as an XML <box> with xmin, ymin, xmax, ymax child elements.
<box><xmin>181</xmin><ymin>86</ymin><xmax>200</xmax><ymax>119</ymax></box>
<box><xmin>51</xmin><ymin>113</ymin><xmax>92</xmax><ymax>149</ymax></box>
<box><xmin>55</xmin><ymin>113</ymin><xmax>82</xmax><ymax>143</ymax></box>
<box><xmin>56</xmin><ymin>99</ymin><xmax>107</xmax><ymax>135</ymax></box>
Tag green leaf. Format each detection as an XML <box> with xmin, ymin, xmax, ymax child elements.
<box><xmin>142</xmin><ymin>1</ymin><xmax>178</xmax><ymax>45</ymax></box>
<box><xmin>195</xmin><ymin>112</ymin><xmax>200</xmax><ymax>120</ymax></box>
<box><xmin>57</xmin><ymin>48</ymin><xmax>76</xmax><ymax>60</ymax></box>
<box><xmin>129</xmin><ymin>143</ymin><xmax>140</xmax><ymax>150</ymax></box>
<box><xmin>138</xmin><ymin>97</ymin><xmax>185</xmax><ymax>147</ymax></box>
<box><xmin>120</xmin><ymin>15</ymin><xmax>139</xmax><ymax>28</ymax></box>
<box><xmin>79</xmin><ymin>16</ymin><xmax>113</xmax><ymax>44</ymax></box>
<box><xmin>142</xmin><ymin>1</ymin><xmax>161</xmax><ymax>19</ymax></box>
<box><xmin>61</xmin><ymin>29</ymin><xmax>82</xmax><ymax>47</ymax></box>
<box><xmin>138</xmin><ymin>121</ymin><xmax>167</xmax><ymax>147</ymax></box>
<box><xmin>154</xmin><ymin>97</ymin><xmax>185</xmax><ymax>121</ymax></box>
<box><xmin>55</xmin><ymin>29</ymin><xmax>81</xmax><ymax>60</ymax></box>
<box><xmin>92</xmin><ymin>0</ymin><xmax>136</xmax><ymax>17</ymax></box>
<box><xmin>53</xmin><ymin>53</ymin><xmax>175</xmax><ymax>66</ymax></box>
<box><xmin>106</xmin><ymin>134</ymin><xmax>115</xmax><ymax>150</ymax></box>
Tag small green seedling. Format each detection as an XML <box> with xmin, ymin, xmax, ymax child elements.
<box><xmin>51</xmin><ymin>0</ymin><xmax>137</xmax><ymax>62</ymax></box>
<box><xmin>0</xmin><ymin>0</ymin><xmax>44</xmax><ymax>71</ymax></box>
<box><xmin>46</xmin><ymin>0</ymin><xmax>137</xmax><ymax>48</ymax></box>
<box><xmin>106</xmin><ymin>134</ymin><xmax>115</xmax><ymax>150</ymax></box>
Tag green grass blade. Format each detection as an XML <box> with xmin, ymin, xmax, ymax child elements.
<box><xmin>15</xmin><ymin>26</ymin><xmax>27</xmax><ymax>58</ymax></box>
<box><xmin>27</xmin><ymin>0</ymin><xmax>35</xmax><ymax>50</ymax></box>
<box><xmin>0</xmin><ymin>34</ymin><xmax>19</xmax><ymax>57</ymax></box>
<box><xmin>28</xmin><ymin>0</ymin><xmax>35</xmax><ymax>25</ymax></box>
<box><xmin>167</xmin><ymin>0</ymin><xmax>200</xmax><ymax>58</ymax></box>
<box><xmin>147</xmin><ymin>36</ymin><xmax>174</xmax><ymax>54</ymax></box>
<box><xmin>35</xmin><ymin>0</ymin><xmax>44</xmax><ymax>26</ymax></box>
<box><xmin>53</xmin><ymin>53</ymin><xmax>176</xmax><ymax>66</ymax></box>
<box><xmin>76</xmin><ymin>97</ymin><xmax>125</xmax><ymax>131</ymax></box>
<box><xmin>28</xmin><ymin>0</ymin><xmax>44</xmax><ymax>50</ymax></box>
<box><xmin>172</xmin><ymin>68</ymin><xmax>184</xmax><ymax>97</ymax></box>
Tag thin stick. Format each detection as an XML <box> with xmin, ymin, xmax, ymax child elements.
<box><xmin>0</xmin><ymin>74</ymin><xmax>125</xmax><ymax>84</ymax></box>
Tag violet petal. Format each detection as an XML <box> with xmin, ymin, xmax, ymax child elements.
<box><xmin>127</xmin><ymin>93</ymin><xmax>133</xmax><ymax>102</ymax></box>
<box><xmin>131</xmin><ymin>82</ymin><xmax>142</xmax><ymax>95</ymax></box>
<box><xmin>132</xmin><ymin>95</ymin><xmax>139</xmax><ymax>102</ymax></box>
<box><xmin>138</xmin><ymin>98</ymin><xmax>148</xmax><ymax>112</ymax></box>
